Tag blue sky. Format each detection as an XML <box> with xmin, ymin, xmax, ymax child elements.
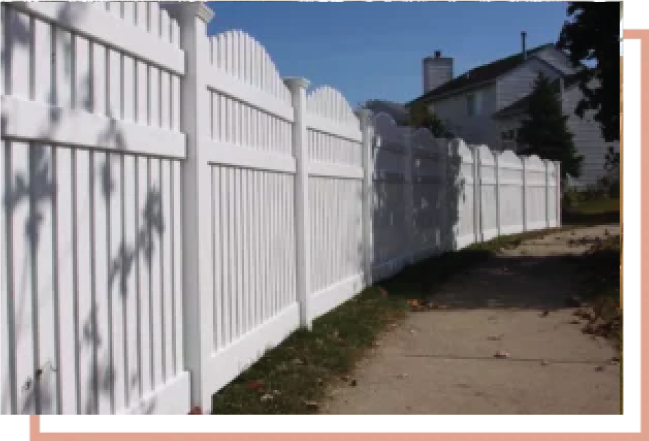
<box><xmin>206</xmin><ymin>1</ymin><xmax>571</xmax><ymax>107</ymax></box>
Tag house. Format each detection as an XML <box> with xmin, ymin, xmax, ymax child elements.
<box><xmin>407</xmin><ymin>35</ymin><xmax>619</xmax><ymax>189</ymax></box>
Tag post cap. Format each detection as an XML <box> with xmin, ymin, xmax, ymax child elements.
<box><xmin>354</xmin><ymin>108</ymin><xmax>373</xmax><ymax>122</ymax></box>
<box><xmin>283</xmin><ymin>77</ymin><xmax>310</xmax><ymax>91</ymax></box>
<box><xmin>166</xmin><ymin>2</ymin><xmax>214</xmax><ymax>24</ymax></box>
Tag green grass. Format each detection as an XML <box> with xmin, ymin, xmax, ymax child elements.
<box><xmin>210</xmin><ymin>227</ymin><xmax>566</xmax><ymax>415</ymax></box>
<box><xmin>573</xmin><ymin>198</ymin><xmax>620</xmax><ymax>215</ymax></box>
<box><xmin>562</xmin><ymin>197</ymin><xmax>620</xmax><ymax>226</ymax></box>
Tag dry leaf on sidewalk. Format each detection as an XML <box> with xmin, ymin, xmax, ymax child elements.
<box><xmin>494</xmin><ymin>351</ymin><xmax>510</xmax><ymax>359</ymax></box>
<box><xmin>304</xmin><ymin>400</ymin><xmax>319</xmax><ymax>410</ymax></box>
<box><xmin>248</xmin><ymin>380</ymin><xmax>265</xmax><ymax>392</ymax></box>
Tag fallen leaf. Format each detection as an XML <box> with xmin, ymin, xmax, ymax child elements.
<box><xmin>494</xmin><ymin>351</ymin><xmax>510</xmax><ymax>359</ymax></box>
<box><xmin>248</xmin><ymin>380</ymin><xmax>265</xmax><ymax>392</ymax></box>
<box><xmin>317</xmin><ymin>378</ymin><xmax>324</xmax><ymax>385</ymax></box>
<box><xmin>540</xmin><ymin>310</ymin><xmax>549</xmax><ymax>317</ymax></box>
<box><xmin>304</xmin><ymin>400</ymin><xmax>319</xmax><ymax>410</ymax></box>
<box><xmin>350</xmin><ymin>379</ymin><xmax>357</xmax><ymax>387</ymax></box>
<box><xmin>188</xmin><ymin>406</ymin><xmax>202</xmax><ymax>415</ymax></box>
<box><xmin>582</xmin><ymin>325</ymin><xmax>596</xmax><ymax>335</ymax></box>
<box><xmin>595</xmin><ymin>366</ymin><xmax>605</xmax><ymax>372</ymax></box>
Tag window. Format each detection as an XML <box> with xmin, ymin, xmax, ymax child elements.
<box><xmin>467</xmin><ymin>94</ymin><xmax>476</xmax><ymax>116</ymax></box>
<box><xmin>466</xmin><ymin>91</ymin><xmax>481</xmax><ymax>116</ymax></box>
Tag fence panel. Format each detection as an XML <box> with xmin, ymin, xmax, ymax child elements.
<box><xmin>410</xmin><ymin>129</ymin><xmax>447</xmax><ymax>261</ymax></box>
<box><xmin>498</xmin><ymin>150</ymin><xmax>525</xmax><ymax>235</ymax></box>
<box><xmin>306</xmin><ymin>87</ymin><xmax>365</xmax><ymax>320</ymax></box>
<box><xmin>477</xmin><ymin>145</ymin><xmax>499</xmax><ymax>241</ymax></box>
<box><xmin>450</xmin><ymin>140</ymin><xmax>478</xmax><ymax>249</ymax></box>
<box><xmin>371</xmin><ymin>113</ymin><xmax>410</xmax><ymax>281</ymax></box>
<box><xmin>1</xmin><ymin>1</ymin><xmax>189</xmax><ymax>415</ymax></box>
<box><xmin>547</xmin><ymin>161</ymin><xmax>559</xmax><ymax>228</ymax></box>
<box><xmin>525</xmin><ymin>155</ymin><xmax>549</xmax><ymax>231</ymax></box>
<box><xmin>196</xmin><ymin>29</ymin><xmax>301</xmax><ymax>401</ymax></box>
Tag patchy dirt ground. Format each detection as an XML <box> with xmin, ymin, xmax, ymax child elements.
<box><xmin>321</xmin><ymin>225</ymin><xmax>621</xmax><ymax>415</ymax></box>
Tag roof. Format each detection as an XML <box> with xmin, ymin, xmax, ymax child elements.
<box><xmin>492</xmin><ymin>73</ymin><xmax>582</xmax><ymax>119</ymax></box>
<box><xmin>408</xmin><ymin>43</ymin><xmax>557</xmax><ymax>106</ymax></box>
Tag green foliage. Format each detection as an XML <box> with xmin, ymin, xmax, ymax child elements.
<box><xmin>516</xmin><ymin>73</ymin><xmax>584</xmax><ymax>179</ymax></box>
<box><xmin>407</xmin><ymin>101</ymin><xmax>453</xmax><ymax>138</ymax></box>
<box><xmin>558</xmin><ymin>2</ymin><xmax>621</xmax><ymax>143</ymax></box>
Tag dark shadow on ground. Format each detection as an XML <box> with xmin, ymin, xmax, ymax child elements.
<box><xmin>378</xmin><ymin>233</ymin><xmax>620</xmax><ymax>313</ymax></box>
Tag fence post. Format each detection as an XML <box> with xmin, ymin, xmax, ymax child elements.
<box><xmin>441</xmin><ymin>139</ymin><xmax>450</xmax><ymax>252</ymax></box>
<box><xmin>284</xmin><ymin>77</ymin><xmax>312</xmax><ymax>330</ymax></box>
<box><xmin>556</xmin><ymin>161</ymin><xmax>562</xmax><ymax>227</ymax></box>
<box><xmin>476</xmin><ymin>146</ymin><xmax>485</xmax><ymax>242</ymax></box>
<box><xmin>495</xmin><ymin>152</ymin><xmax>501</xmax><ymax>237</ymax></box>
<box><xmin>522</xmin><ymin>156</ymin><xmax>528</xmax><ymax>232</ymax></box>
<box><xmin>474</xmin><ymin>146</ymin><xmax>479</xmax><ymax>242</ymax></box>
<box><xmin>355</xmin><ymin>109</ymin><xmax>374</xmax><ymax>287</ymax></box>
<box><xmin>169</xmin><ymin>2</ymin><xmax>215</xmax><ymax>412</ymax></box>
<box><xmin>404</xmin><ymin>130</ymin><xmax>415</xmax><ymax>264</ymax></box>
<box><xmin>544</xmin><ymin>159</ymin><xmax>550</xmax><ymax>228</ymax></box>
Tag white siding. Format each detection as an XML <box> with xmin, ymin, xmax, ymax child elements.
<box><xmin>533</xmin><ymin>47</ymin><xmax>578</xmax><ymax>76</ymax></box>
<box><xmin>562</xmin><ymin>83</ymin><xmax>620</xmax><ymax>188</ymax></box>
<box><xmin>496</xmin><ymin>58</ymin><xmax>562</xmax><ymax>110</ymax></box>
<box><xmin>429</xmin><ymin>83</ymin><xmax>500</xmax><ymax>148</ymax></box>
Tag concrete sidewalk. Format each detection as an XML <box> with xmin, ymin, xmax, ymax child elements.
<box><xmin>321</xmin><ymin>225</ymin><xmax>621</xmax><ymax>415</ymax></box>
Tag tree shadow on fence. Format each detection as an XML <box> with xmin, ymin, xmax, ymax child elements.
<box><xmin>2</xmin><ymin>2</ymin><xmax>165</xmax><ymax>415</ymax></box>
<box><xmin>368</xmin><ymin>111</ymin><xmax>465</xmax><ymax>294</ymax></box>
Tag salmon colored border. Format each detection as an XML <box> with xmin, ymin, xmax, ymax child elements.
<box><xmin>28</xmin><ymin>416</ymin><xmax>640</xmax><ymax>441</ymax></box>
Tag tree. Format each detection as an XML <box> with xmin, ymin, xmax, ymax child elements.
<box><xmin>407</xmin><ymin>101</ymin><xmax>453</xmax><ymax>138</ymax></box>
<box><xmin>557</xmin><ymin>2</ymin><xmax>621</xmax><ymax>144</ymax></box>
<box><xmin>517</xmin><ymin>73</ymin><xmax>584</xmax><ymax>180</ymax></box>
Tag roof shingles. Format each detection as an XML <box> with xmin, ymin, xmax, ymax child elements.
<box><xmin>408</xmin><ymin>43</ymin><xmax>556</xmax><ymax>106</ymax></box>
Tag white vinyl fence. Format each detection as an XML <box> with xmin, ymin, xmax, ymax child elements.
<box><xmin>1</xmin><ymin>1</ymin><xmax>561</xmax><ymax>415</ymax></box>
<box><xmin>369</xmin><ymin>114</ymin><xmax>561</xmax><ymax>282</ymax></box>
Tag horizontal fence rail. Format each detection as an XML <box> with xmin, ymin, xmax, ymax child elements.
<box><xmin>1</xmin><ymin>1</ymin><xmax>562</xmax><ymax>415</ymax></box>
